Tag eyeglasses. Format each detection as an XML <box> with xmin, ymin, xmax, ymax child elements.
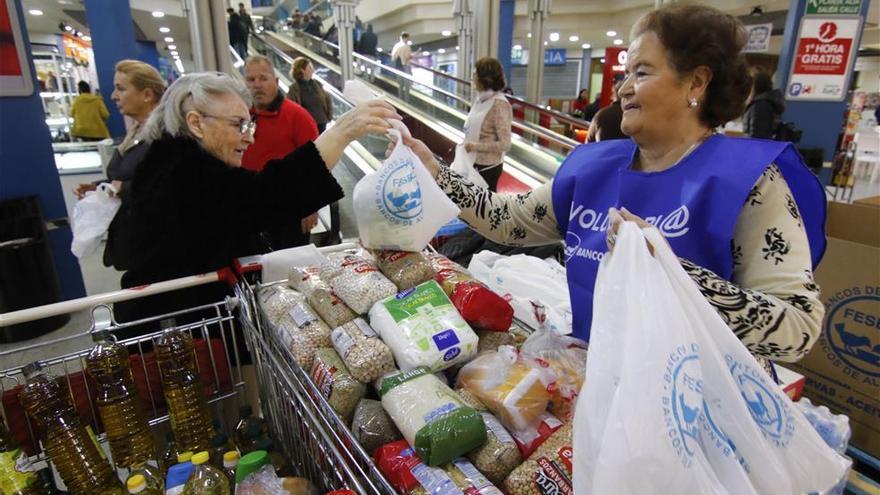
<box><xmin>201</xmin><ymin>113</ymin><xmax>257</xmax><ymax>136</ymax></box>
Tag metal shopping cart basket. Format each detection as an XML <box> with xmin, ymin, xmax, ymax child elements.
<box><xmin>235</xmin><ymin>243</ymin><xmax>397</xmax><ymax>494</ymax></box>
<box><xmin>0</xmin><ymin>270</ymin><xmax>246</xmax><ymax>479</ymax></box>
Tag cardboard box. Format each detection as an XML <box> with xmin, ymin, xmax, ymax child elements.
<box><xmin>783</xmin><ymin>201</ymin><xmax>880</xmax><ymax>459</ymax></box>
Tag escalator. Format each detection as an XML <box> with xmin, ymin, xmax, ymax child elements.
<box><xmin>254</xmin><ymin>29</ymin><xmax>585</xmax><ymax>189</ymax></box>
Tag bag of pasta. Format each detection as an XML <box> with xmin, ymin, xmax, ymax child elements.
<box><xmin>427</xmin><ymin>253</ymin><xmax>513</xmax><ymax>332</ymax></box>
<box><xmin>289</xmin><ymin>266</ymin><xmax>357</xmax><ymax>328</ymax></box>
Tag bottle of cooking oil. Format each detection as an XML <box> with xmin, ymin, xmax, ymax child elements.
<box><xmin>129</xmin><ymin>463</ymin><xmax>163</xmax><ymax>494</ymax></box>
<box><xmin>182</xmin><ymin>452</ymin><xmax>229</xmax><ymax>495</ymax></box>
<box><xmin>220</xmin><ymin>452</ymin><xmax>238</xmax><ymax>493</ymax></box>
<box><xmin>85</xmin><ymin>330</ymin><xmax>156</xmax><ymax>468</ymax></box>
<box><xmin>157</xmin><ymin>433</ymin><xmax>177</xmax><ymax>477</ymax></box>
<box><xmin>154</xmin><ymin>321</ymin><xmax>213</xmax><ymax>453</ymax></box>
<box><xmin>126</xmin><ymin>474</ymin><xmax>161</xmax><ymax>495</ymax></box>
<box><xmin>0</xmin><ymin>415</ymin><xmax>42</xmax><ymax>495</ymax></box>
<box><xmin>18</xmin><ymin>361</ymin><xmax>122</xmax><ymax>495</ymax></box>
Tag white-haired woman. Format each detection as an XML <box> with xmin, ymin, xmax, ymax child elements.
<box><xmin>115</xmin><ymin>72</ymin><xmax>398</xmax><ymax>325</ymax></box>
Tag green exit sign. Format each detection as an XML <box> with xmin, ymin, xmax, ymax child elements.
<box><xmin>806</xmin><ymin>0</ymin><xmax>862</xmax><ymax>15</ymax></box>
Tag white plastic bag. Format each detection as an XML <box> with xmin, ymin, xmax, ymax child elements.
<box><xmin>353</xmin><ymin>129</ymin><xmax>460</xmax><ymax>251</ymax></box>
<box><xmin>450</xmin><ymin>144</ymin><xmax>489</xmax><ymax>188</ymax></box>
<box><xmin>468</xmin><ymin>251</ymin><xmax>571</xmax><ymax>335</ymax></box>
<box><xmin>572</xmin><ymin>223</ymin><xmax>850</xmax><ymax>495</ymax></box>
<box><xmin>70</xmin><ymin>183</ymin><xmax>121</xmax><ymax>258</ymax></box>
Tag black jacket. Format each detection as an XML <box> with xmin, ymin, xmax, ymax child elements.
<box><xmin>102</xmin><ymin>140</ymin><xmax>149</xmax><ymax>270</ymax></box>
<box><xmin>116</xmin><ymin>135</ymin><xmax>342</xmax><ymax>324</ymax></box>
<box><xmin>228</xmin><ymin>13</ymin><xmax>247</xmax><ymax>44</ymax></box>
<box><xmin>743</xmin><ymin>89</ymin><xmax>784</xmax><ymax>139</ymax></box>
<box><xmin>357</xmin><ymin>31</ymin><xmax>378</xmax><ymax>56</ymax></box>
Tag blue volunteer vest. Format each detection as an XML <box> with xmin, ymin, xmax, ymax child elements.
<box><xmin>552</xmin><ymin>134</ymin><xmax>827</xmax><ymax>341</ymax></box>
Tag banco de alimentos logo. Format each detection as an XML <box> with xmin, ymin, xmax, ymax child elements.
<box><xmin>376</xmin><ymin>158</ymin><xmax>422</xmax><ymax>224</ymax></box>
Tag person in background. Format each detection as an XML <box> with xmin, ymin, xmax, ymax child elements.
<box><xmin>116</xmin><ymin>72</ymin><xmax>398</xmax><ymax>325</ymax></box>
<box><xmin>570</xmin><ymin>89</ymin><xmax>590</xmax><ymax>118</ymax></box>
<box><xmin>70</xmin><ymin>81</ymin><xmax>110</xmax><ymax>142</ymax></box>
<box><xmin>73</xmin><ymin>60</ymin><xmax>166</xmax><ymax>271</ymax></box>
<box><xmin>238</xmin><ymin>3</ymin><xmax>255</xmax><ymax>36</ymax></box>
<box><xmin>398</xmin><ymin>3</ymin><xmax>826</xmax><ymax>371</ymax></box>
<box><xmin>391</xmin><ymin>32</ymin><xmax>413</xmax><ymax>99</ymax></box>
<box><xmin>356</xmin><ymin>23</ymin><xmax>378</xmax><ymax>57</ymax></box>
<box><xmin>462</xmin><ymin>57</ymin><xmax>512</xmax><ymax>192</ymax></box>
<box><xmin>287</xmin><ymin>57</ymin><xmax>332</xmax><ymax>134</ymax></box>
<box><xmin>305</xmin><ymin>14</ymin><xmax>322</xmax><ymax>37</ymax></box>
<box><xmin>227</xmin><ymin>8</ymin><xmax>248</xmax><ymax>61</ymax></box>
<box><xmin>242</xmin><ymin>55</ymin><xmax>320</xmax><ymax>249</ymax></box>
<box><xmin>587</xmin><ymin>101</ymin><xmax>625</xmax><ymax>142</ymax></box>
<box><xmin>743</xmin><ymin>70</ymin><xmax>784</xmax><ymax>139</ymax></box>
<box><xmin>289</xmin><ymin>10</ymin><xmax>302</xmax><ymax>30</ymax></box>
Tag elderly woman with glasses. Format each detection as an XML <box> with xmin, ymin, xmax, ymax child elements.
<box><xmin>115</xmin><ymin>72</ymin><xmax>398</xmax><ymax>325</ymax></box>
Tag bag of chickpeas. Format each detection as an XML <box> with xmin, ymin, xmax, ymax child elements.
<box><xmin>330</xmin><ymin>318</ymin><xmax>395</xmax><ymax>383</ymax></box>
<box><xmin>503</xmin><ymin>424</ymin><xmax>573</xmax><ymax>495</ymax></box>
<box><xmin>289</xmin><ymin>265</ymin><xmax>358</xmax><ymax>328</ymax></box>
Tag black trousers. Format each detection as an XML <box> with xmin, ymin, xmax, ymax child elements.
<box><xmin>475</xmin><ymin>163</ymin><xmax>503</xmax><ymax>192</ymax></box>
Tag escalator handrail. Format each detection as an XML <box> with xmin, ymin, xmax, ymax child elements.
<box><xmin>411</xmin><ymin>61</ymin><xmax>591</xmax><ymax>131</ymax></box>
<box><xmin>289</xmin><ymin>31</ymin><xmax>473</xmax><ymax>108</ymax></box>
<box><xmin>263</xmin><ymin>32</ymin><xmax>577</xmax><ymax>151</ymax></box>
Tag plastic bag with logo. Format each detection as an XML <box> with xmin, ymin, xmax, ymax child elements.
<box><xmin>70</xmin><ymin>183</ymin><xmax>121</xmax><ymax>258</ymax></box>
<box><xmin>352</xmin><ymin>128</ymin><xmax>460</xmax><ymax>252</ymax></box>
<box><xmin>571</xmin><ymin>223</ymin><xmax>850</xmax><ymax>495</ymax></box>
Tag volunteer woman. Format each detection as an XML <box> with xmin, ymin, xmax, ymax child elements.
<box><xmin>117</xmin><ymin>72</ymin><xmax>398</xmax><ymax>324</ymax></box>
<box><xmin>73</xmin><ymin>60</ymin><xmax>166</xmax><ymax>271</ymax></box>
<box><xmin>400</xmin><ymin>4</ymin><xmax>826</xmax><ymax>366</ymax></box>
<box><xmin>459</xmin><ymin>57</ymin><xmax>512</xmax><ymax>192</ymax></box>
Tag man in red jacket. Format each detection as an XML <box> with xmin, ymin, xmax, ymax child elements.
<box><xmin>242</xmin><ymin>55</ymin><xmax>321</xmax><ymax>249</ymax></box>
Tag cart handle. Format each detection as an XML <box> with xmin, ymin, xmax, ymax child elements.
<box><xmin>0</xmin><ymin>268</ymin><xmax>237</xmax><ymax>328</ymax></box>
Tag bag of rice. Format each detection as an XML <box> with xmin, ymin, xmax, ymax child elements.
<box><xmin>331</xmin><ymin>318</ymin><xmax>395</xmax><ymax>383</ymax></box>
<box><xmin>259</xmin><ymin>285</ymin><xmax>303</xmax><ymax>326</ymax></box>
<box><xmin>372</xmin><ymin>249</ymin><xmax>435</xmax><ymax>291</ymax></box>
<box><xmin>321</xmin><ymin>254</ymin><xmax>397</xmax><ymax>314</ymax></box>
<box><xmin>455</xmin><ymin>346</ymin><xmax>555</xmax><ymax>432</ymax></box>
<box><xmin>454</xmin><ymin>389</ymin><xmax>522</xmax><ymax>486</ymax></box>
<box><xmin>276</xmin><ymin>301</ymin><xmax>332</xmax><ymax>370</ymax></box>
<box><xmin>378</xmin><ymin>367</ymin><xmax>486</xmax><ymax>466</ymax></box>
<box><xmin>289</xmin><ymin>266</ymin><xmax>358</xmax><ymax>328</ymax></box>
<box><xmin>369</xmin><ymin>280</ymin><xmax>478</xmax><ymax>372</ymax></box>
<box><xmin>503</xmin><ymin>424</ymin><xmax>572</xmax><ymax>495</ymax></box>
<box><xmin>427</xmin><ymin>254</ymin><xmax>513</xmax><ymax>333</ymax></box>
<box><xmin>351</xmin><ymin>399</ymin><xmax>402</xmax><ymax>456</ymax></box>
<box><xmin>310</xmin><ymin>348</ymin><xmax>366</xmax><ymax>423</ymax></box>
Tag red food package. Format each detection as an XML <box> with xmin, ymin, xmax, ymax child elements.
<box><xmin>510</xmin><ymin>412</ymin><xmax>564</xmax><ymax>458</ymax></box>
<box><xmin>373</xmin><ymin>440</ymin><xmax>422</xmax><ymax>494</ymax></box>
<box><xmin>450</xmin><ymin>281</ymin><xmax>514</xmax><ymax>333</ymax></box>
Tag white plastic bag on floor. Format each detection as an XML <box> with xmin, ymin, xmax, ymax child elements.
<box><xmin>352</xmin><ymin>129</ymin><xmax>460</xmax><ymax>251</ymax></box>
<box><xmin>571</xmin><ymin>223</ymin><xmax>850</xmax><ymax>495</ymax></box>
<box><xmin>70</xmin><ymin>183</ymin><xmax>121</xmax><ymax>258</ymax></box>
<box><xmin>468</xmin><ymin>251</ymin><xmax>571</xmax><ymax>335</ymax></box>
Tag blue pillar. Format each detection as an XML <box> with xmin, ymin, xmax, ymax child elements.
<box><xmin>775</xmin><ymin>0</ymin><xmax>870</xmax><ymax>162</ymax></box>
<box><xmin>0</xmin><ymin>0</ymin><xmax>85</xmax><ymax>300</ymax></box>
<box><xmin>498</xmin><ymin>0</ymin><xmax>515</xmax><ymax>85</ymax></box>
<box><xmin>83</xmin><ymin>0</ymin><xmax>138</xmax><ymax>137</ymax></box>
<box><xmin>299</xmin><ymin>0</ymin><xmax>310</xmax><ymax>12</ymax></box>
<box><xmin>135</xmin><ymin>40</ymin><xmax>161</xmax><ymax>72</ymax></box>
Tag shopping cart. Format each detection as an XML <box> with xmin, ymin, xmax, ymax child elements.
<box><xmin>235</xmin><ymin>243</ymin><xmax>397</xmax><ymax>494</ymax></box>
<box><xmin>0</xmin><ymin>270</ymin><xmax>246</xmax><ymax>474</ymax></box>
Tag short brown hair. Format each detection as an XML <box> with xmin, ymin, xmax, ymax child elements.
<box><xmin>474</xmin><ymin>57</ymin><xmax>506</xmax><ymax>92</ymax></box>
<box><xmin>631</xmin><ymin>3</ymin><xmax>752</xmax><ymax>128</ymax></box>
<box><xmin>115</xmin><ymin>59</ymin><xmax>165</xmax><ymax>103</ymax></box>
<box><xmin>291</xmin><ymin>57</ymin><xmax>311</xmax><ymax>80</ymax></box>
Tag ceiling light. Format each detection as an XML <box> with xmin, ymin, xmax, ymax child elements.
<box><xmin>543</xmin><ymin>41</ymin><xmax>548</xmax><ymax>46</ymax></box>
<box><xmin>569</xmin><ymin>35</ymin><xmax>579</xmax><ymax>42</ymax></box>
<box><xmin>64</xmin><ymin>25</ymin><xmax>73</xmax><ymax>32</ymax></box>
<box><xmin>164</xmin><ymin>37</ymin><xmax>174</xmax><ymax>43</ymax></box>
<box><xmin>168</xmin><ymin>44</ymin><xmax>177</xmax><ymax>50</ymax></box>
<box><xmin>606</xmin><ymin>30</ymin><xmax>617</xmax><ymax>37</ymax></box>
<box><xmin>75</xmin><ymin>31</ymin><xmax>82</xmax><ymax>37</ymax></box>
<box><xmin>82</xmin><ymin>35</ymin><xmax>91</xmax><ymax>41</ymax></box>
<box><xmin>442</xmin><ymin>30</ymin><xmax>452</xmax><ymax>36</ymax></box>
<box><xmin>513</xmin><ymin>44</ymin><xmax>522</xmax><ymax>50</ymax></box>
<box><xmin>613</xmin><ymin>39</ymin><xmax>623</xmax><ymax>45</ymax></box>
<box><xmin>455</xmin><ymin>45</ymin><xmax>459</xmax><ymax>50</ymax></box>
<box><xmin>600</xmin><ymin>58</ymin><xmax>606</xmax><ymax>63</ymax></box>
<box><xmin>549</xmin><ymin>32</ymin><xmax>559</xmax><ymax>41</ymax></box>
<box><xmin>152</xmin><ymin>11</ymin><xmax>165</xmax><ymax>18</ymax></box>
<box><xmin>171</xmin><ymin>50</ymin><xmax>179</xmax><ymax>56</ymax></box>
<box><xmin>159</xmin><ymin>26</ymin><xmax>171</xmax><ymax>33</ymax></box>
<box><xmin>581</xmin><ymin>43</ymin><xmax>590</xmax><ymax>49</ymax></box>
<box><xmin>438</xmin><ymin>48</ymin><xmax>446</xmax><ymax>54</ymax></box>
<box><xmin>527</xmin><ymin>32</ymin><xmax>532</xmax><ymax>38</ymax></box>
<box><xmin>422</xmin><ymin>51</ymin><xmax>430</xmax><ymax>56</ymax></box>
<box><xmin>28</xmin><ymin>9</ymin><xmax>43</xmax><ymax>16</ymax></box>
<box><xmin>377</xmin><ymin>47</ymin><xmax>383</xmax><ymax>52</ymax></box>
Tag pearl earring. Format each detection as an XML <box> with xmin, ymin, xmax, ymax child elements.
<box><xmin>689</xmin><ymin>98</ymin><xmax>698</xmax><ymax>108</ymax></box>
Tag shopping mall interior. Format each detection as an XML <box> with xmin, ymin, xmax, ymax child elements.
<box><xmin>1</xmin><ymin>0</ymin><xmax>880</xmax><ymax>493</ymax></box>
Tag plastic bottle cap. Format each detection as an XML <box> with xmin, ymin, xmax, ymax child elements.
<box><xmin>223</xmin><ymin>451</ymin><xmax>240</xmax><ymax>463</ymax></box>
<box><xmin>235</xmin><ymin>450</ymin><xmax>269</xmax><ymax>483</ymax></box>
<box><xmin>191</xmin><ymin>451</ymin><xmax>210</xmax><ymax>465</ymax></box>
<box><xmin>127</xmin><ymin>474</ymin><xmax>146</xmax><ymax>493</ymax></box>
<box><xmin>166</xmin><ymin>462</ymin><xmax>194</xmax><ymax>489</ymax></box>
<box><xmin>177</xmin><ymin>451</ymin><xmax>194</xmax><ymax>463</ymax></box>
